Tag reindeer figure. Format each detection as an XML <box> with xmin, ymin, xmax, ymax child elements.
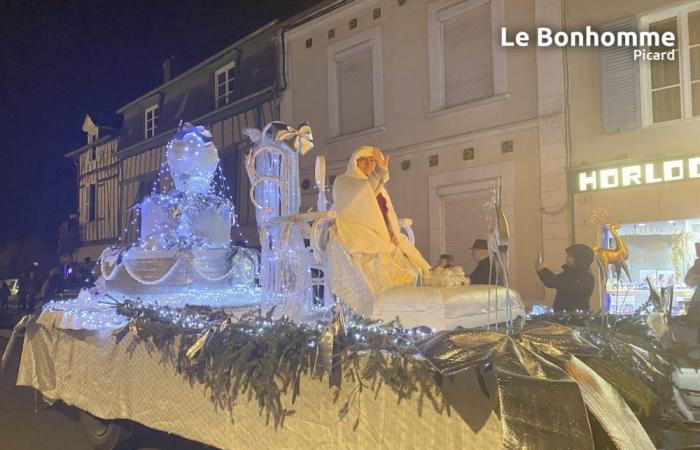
<box><xmin>590</xmin><ymin>209</ymin><xmax>631</xmax><ymax>285</ymax></box>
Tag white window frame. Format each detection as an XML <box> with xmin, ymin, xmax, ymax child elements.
<box><xmin>215</xmin><ymin>61</ymin><xmax>236</xmax><ymax>108</ymax></box>
<box><xmin>427</xmin><ymin>0</ymin><xmax>507</xmax><ymax>116</ymax></box>
<box><xmin>640</xmin><ymin>2</ymin><xmax>700</xmax><ymax>126</ymax></box>
<box><xmin>144</xmin><ymin>104</ymin><xmax>158</xmax><ymax>139</ymax></box>
<box><xmin>327</xmin><ymin>26</ymin><xmax>384</xmax><ymax>141</ymax></box>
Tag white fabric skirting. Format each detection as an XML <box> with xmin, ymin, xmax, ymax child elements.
<box><xmin>17</xmin><ymin>323</ymin><xmax>503</xmax><ymax>449</ymax></box>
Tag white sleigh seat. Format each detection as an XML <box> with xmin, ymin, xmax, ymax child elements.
<box><xmin>375</xmin><ymin>285</ymin><xmax>526</xmax><ymax>330</ymax></box>
<box><xmin>323</xmin><ymin>227</ymin><xmax>525</xmax><ymax>330</ymax></box>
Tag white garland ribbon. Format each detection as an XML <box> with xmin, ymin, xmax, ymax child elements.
<box><xmin>112</xmin><ymin>248</ymin><xmax>257</xmax><ymax>286</ymax></box>
<box><xmin>121</xmin><ymin>251</ymin><xmax>184</xmax><ymax>286</ymax></box>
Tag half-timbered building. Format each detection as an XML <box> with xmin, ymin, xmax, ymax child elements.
<box><xmin>64</xmin><ymin>114</ymin><xmax>121</xmax><ymax>260</ymax></box>
<box><xmin>65</xmin><ymin>22</ymin><xmax>281</xmax><ymax>260</ymax></box>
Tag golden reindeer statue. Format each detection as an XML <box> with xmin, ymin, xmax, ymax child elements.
<box><xmin>590</xmin><ymin>209</ymin><xmax>631</xmax><ymax>286</ymax></box>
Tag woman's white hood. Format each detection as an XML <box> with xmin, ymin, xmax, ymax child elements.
<box><xmin>345</xmin><ymin>146</ymin><xmax>375</xmax><ymax>179</ymax></box>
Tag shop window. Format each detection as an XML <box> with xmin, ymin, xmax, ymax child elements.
<box><xmin>641</xmin><ymin>3</ymin><xmax>700</xmax><ymax>124</ymax></box>
<box><xmin>605</xmin><ymin>218</ymin><xmax>700</xmax><ymax>316</ymax></box>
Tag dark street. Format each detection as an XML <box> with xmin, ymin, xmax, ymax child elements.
<box><xmin>0</xmin><ymin>332</ymin><xmax>93</xmax><ymax>450</ymax></box>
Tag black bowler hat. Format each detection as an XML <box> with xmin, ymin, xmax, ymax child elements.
<box><xmin>469</xmin><ymin>239</ymin><xmax>488</xmax><ymax>250</ymax></box>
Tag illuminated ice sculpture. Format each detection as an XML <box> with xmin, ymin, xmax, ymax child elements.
<box><xmin>100</xmin><ymin>124</ymin><xmax>258</xmax><ymax>298</ymax></box>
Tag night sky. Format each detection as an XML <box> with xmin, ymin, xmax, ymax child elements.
<box><xmin>0</xmin><ymin>0</ymin><xmax>316</xmax><ymax>250</ymax></box>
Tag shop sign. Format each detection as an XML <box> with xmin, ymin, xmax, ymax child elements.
<box><xmin>571</xmin><ymin>156</ymin><xmax>700</xmax><ymax>193</ymax></box>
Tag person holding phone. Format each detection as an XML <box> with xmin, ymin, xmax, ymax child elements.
<box><xmin>535</xmin><ymin>244</ymin><xmax>595</xmax><ymax>312</ymax></box>
<box><xmin>683</xmin><ymin>243</ymin><xmax>700</xmax><ymax>325</ymax></box>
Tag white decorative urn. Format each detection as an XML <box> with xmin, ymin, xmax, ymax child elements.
<box><xmin>166</xmin><ymin>124</ymin><xmax>219</xmax><ymax>194</ymax></box>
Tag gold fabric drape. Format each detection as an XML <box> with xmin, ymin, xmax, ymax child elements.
<box><xmin>416</xmin><ymin>323</ymin><xmax>655</xmax><ymax>450</ymax></box>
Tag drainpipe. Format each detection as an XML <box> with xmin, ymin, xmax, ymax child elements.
<box><xmin>562</xmin><ymin>0</ymin><xmax>576</xmax><ymax>243</ymax></box>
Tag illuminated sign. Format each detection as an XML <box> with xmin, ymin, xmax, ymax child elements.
<box><xmin>571</xmin><ymin>156</ymin><xmax>700</xmax><ymax>193</ymax></box>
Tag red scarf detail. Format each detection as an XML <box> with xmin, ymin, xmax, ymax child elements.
<box><xmin>376</xmin><ymin>193</ymin><xmax>393</xmax><ymax>237</ymax></box>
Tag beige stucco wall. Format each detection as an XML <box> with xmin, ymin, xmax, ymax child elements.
<box><xmin>286</xmin><ymin>0</ymin><xmax>539</xmax><ymax>162</ymax></box>
<box><xmin>566</xmin><ymin>0</ymin><xmax>700</xmax><ymax>168</ymax></box>
<box><xmin>283</xmin><ymin>0</ymin><xmax>563</xmax><ymax>305</ymax></box>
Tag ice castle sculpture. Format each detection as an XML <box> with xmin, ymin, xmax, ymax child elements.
<box><xmin>99</xmin><ymin>124</ymin><xmax>258</xmax><ymax>297</ymax></box>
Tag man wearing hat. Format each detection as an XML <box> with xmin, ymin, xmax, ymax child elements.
<box><xmin>535</xmin><ymin>244</ymin><xmax>595</xmax><ymax>312</ymax></box>
<box><xmin>468</xmin><ymin>239</ymin><xmax>503</xmax><ymax>286</ymax></box>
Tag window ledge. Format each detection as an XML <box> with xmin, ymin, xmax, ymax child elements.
<box><xmin>642</xmin><ymin>115</ymin><xmax>700</xmax><ymax>130</ymax></box>
<box><xmin>428</xmin><ymin>93</ymin><xmax>509</xmax><ymax>119</ymax></box>
<box><xmin>328</xmin><ymin>125</ymin><xmax>386</xmax><ymax>144</ymax></box>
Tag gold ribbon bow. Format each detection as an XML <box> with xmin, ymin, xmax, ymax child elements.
<box><xmin>416</xmin><ymin>322</ymin><xmax>655</xmax><ymax>450</ymax></box>
<box><xmin>274</xmin><ymin>122</ymin><xmax>314</xmax><ymax>155</ymax></box>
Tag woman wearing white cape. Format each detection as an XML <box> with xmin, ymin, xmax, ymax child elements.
<box><xmin>327</xmin><ymin>146</ymin><xmax>431</xmax><ymax>316</ymax></box>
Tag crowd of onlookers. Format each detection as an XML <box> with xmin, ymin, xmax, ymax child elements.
<box><xmin>0</xmin><ymin>258</ymin><xmax>96</xmax><ymax>315</ymax></box>
<box><xmin>435</xmin><ymin>238</ymin><xmax>598</xmax><ymax>312</ymax></box>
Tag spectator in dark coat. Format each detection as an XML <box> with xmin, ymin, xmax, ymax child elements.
<box><xmin>467</xmin><ymin>239</ymin><xmax>503</xmax><ymax>286</ymax></box>
<box><xmin>683</xmin><ymin>245</ymin><xmax>700</xmax><ymax>323</ymax></box>
<box><xmin>535</xmin><ymin>244</ymin><xmax>595</xmax><ymax>312</ymax></box>
<box><xmin>38</xmin><ymin>268</ymin><xmax>65</xmax><ymax>304</ymax></box>
<box><xmin>21</xmin><ymin>270</ymin><xmax>40</xmax><ymax>313</ymax></box>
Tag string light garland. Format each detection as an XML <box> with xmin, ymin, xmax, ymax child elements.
<box><xmin>98</xmin><ymin>123</ymin><xmax>258</xmax><ymax>297</ymax></box>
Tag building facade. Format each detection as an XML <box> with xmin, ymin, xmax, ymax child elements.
<box><xmin>65</xmin><ymin>0</ymin><xmax>700</xmax><ymax>310</ymax></box>
<box><xmin>65</xmin><ymin>22</ymin><xmax>281</xmax><ymax>261</ymax></box>
<box><xmin>566</xmin><ymin>0</ymin><xmax>700</xmax><ymax>313</ymax></box>
<box><xmin>65</xmin><ymin>114</ymin><xmax>121</xmax><ymax>261</ymax></box>
<box><xmin>280</xmin><ymin>0</ymin><xmax>570</xmax><ymax>305</ymax></box>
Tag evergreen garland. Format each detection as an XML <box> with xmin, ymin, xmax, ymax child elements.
<box><xmin>112</xmin><ymin>300</ymin><xmax>443</xmax><ymax>427</ymax></box>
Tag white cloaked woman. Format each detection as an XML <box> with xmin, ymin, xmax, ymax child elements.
<box><xmin>326</xmin><ymin>146</ymin><xmax>431</xmax><ymax>316</ymax></box>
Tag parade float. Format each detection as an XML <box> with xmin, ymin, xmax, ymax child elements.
<box><xmin>4</xmin><ymin>121</ymin><xmax>699</xmax><ymax>449</ymax></box>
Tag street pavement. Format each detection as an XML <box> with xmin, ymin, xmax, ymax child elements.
<box><xmin>0</xmin><ymin>335</ymin><xmax>94</xmax><ymax>450</ymax></box>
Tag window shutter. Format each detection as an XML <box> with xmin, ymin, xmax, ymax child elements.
<box><xmin>443</xmin><ymin>191</ymin><xmax>491</xmax><ymax>272</ymax></box>
<box><xmin>600</xmin><ymin>17</ymin><xmax>641</xmax><ymax>133</ymax></box>
<box><xmin>337</xmin><ymin>45</ymin><xmax>374</xmax><ymax>135</ymax></box>
<box><xmin>80</xmin><ymin>185</ymin><xmax>89</xmax><ymax>224</ymax></box>
<box><xmin>442</xmin><ymin>2</ymin><xmax>493</xmax><ymax>107</ymax></box>
<box><xmin>88</xmin><ymin>184</ymin><xmax>97</xmax><ymax>223</ymax></box>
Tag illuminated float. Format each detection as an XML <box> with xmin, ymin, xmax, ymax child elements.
<box><xmin>8</xmin><ymin>122</ymin><xmax>674</xmax><ymax>450</ymax></box>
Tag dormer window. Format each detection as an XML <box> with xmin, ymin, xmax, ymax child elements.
<box><xmin>144</xmin><ymin>104</ymin><xmax>159</xmax><ymax>139</ymax></box>
<box><xmin>89</xmin><ymin>132</ymin><xmax>98</xmax><ymax>160</ymax></box>
<box><xmin>215</xmin><ymin>61</ymin><xmax>236</xmax><ymax>108</ymax></box>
